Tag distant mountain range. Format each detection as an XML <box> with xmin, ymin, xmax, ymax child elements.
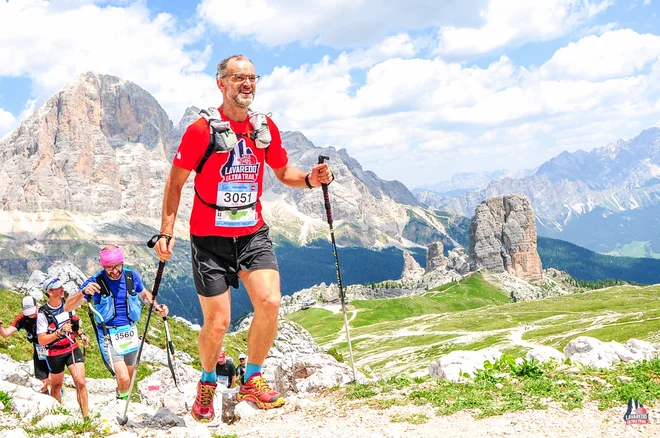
<box><xmin>419</xmin><ymin>128</ymin><xmax>660</xmax><ymax>257</ymax></box>
<box><xmin>413</xmin><ymin>169</ymin><xmax>533</xmax><ymax>199</ymax></box>
<box><xmin>0</xmin><ymin>72</ymin><xmax>460</xmax><ymax>324</ymax></box>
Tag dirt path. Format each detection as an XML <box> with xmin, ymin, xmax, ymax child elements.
<box><xmin>205</xmin><ymin>392</ymin><xmax>659</xmax><ymax>438</ymax></box>
<box><xmin>509</xmin><ymin>327</ymin><xmax>541</xmax><ymax>349</ymax></box>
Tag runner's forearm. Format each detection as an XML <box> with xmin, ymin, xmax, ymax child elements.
<box><xmin>38</xmin><ymin>330</ymin><xmax>63</xmax><ymax>346</ymax></box>
<box><xmin>274</xmin><ymin>164</ymin><xmax>309</xmax><ymax>189</ymax></box>
<box><xmin>160</xmin><ymin>166</ymin><xmax>188</xmax><ymax>235</ymax></box>
<box><xmin>64</xmin><ymin>291</ymin><xmax>87</xmax><ymax>312</ymax></box>
<box><xmin>0</xmin><ymin>325</ymin><xmax>17</xmax><ymax>338</ymax></box>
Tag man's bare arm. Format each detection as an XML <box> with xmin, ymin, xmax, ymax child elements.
<box><xmin>272</xmin><ymin>162</ymin><xmax>333</xmax><ymax>189</ymax></box>
<box><xmin>0</xmin><ymin>325</ymin><xmax>17</xmax><ymax>338</ymax></box>
<box><xmin>64</xmin><ymin>291</ymin><xmax>87</xmax><ymax>312</ymax></box>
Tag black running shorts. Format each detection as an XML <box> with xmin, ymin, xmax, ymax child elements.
<box><xmin>46</xmin><ymin>347</ymin><xmax>84</xmax><ymax>375</ymax></box>
<box><xmin>32</xmin><ymin>346</ymin><xmax>49</xmax><ymax>381</ymax></box>
<box><xmin>190</xmin><ymin>224</ymin><xmax>279</xmax><ymax>297</ymax></box>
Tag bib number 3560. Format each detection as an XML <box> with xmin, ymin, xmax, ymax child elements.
<box><xmin>109</xmin><ymin>325</ymin><xmax>139</xmax><ymax>355</ymax></box>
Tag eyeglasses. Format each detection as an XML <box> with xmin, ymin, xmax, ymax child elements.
<box><xmin>222</xmin><ymin>73</ymin><xmax>260</xmax><ymax>84</ymax></box>
<box><xmin>239</xmin><ymin>358</ymin><xmax>246</xmax><ymax>361</ymax></box>
<box><xmin>104</xmin><ymin>263</ymin><xmax>123</xmax><ymax>273</ymax></box>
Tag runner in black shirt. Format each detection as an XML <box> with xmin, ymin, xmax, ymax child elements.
<box><xmin>215</xmin><ymin>348</ymin><xmax>236</xmax><ymax>389</ymax></box>
<box><xmin>0</xmin><ymin>296</ymin><xmax>50</xmax><ymax>393</ymax></box>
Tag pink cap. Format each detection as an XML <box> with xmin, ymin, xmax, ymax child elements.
<box><xmin>100</xmin><ymin>247</ymin><xmax>124</xmax><ymax>267</ymax></box>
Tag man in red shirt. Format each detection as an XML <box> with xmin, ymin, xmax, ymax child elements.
<box><xmin>153</xmin><ymin>54</ymin><xmax>334</xmax><ymax>422</ymax></box>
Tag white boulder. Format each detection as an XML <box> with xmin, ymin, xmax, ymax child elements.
<box><xmin>429</xmin><ymin>348</ymin><xmax>502</xmax><ymax>382</ymax></box>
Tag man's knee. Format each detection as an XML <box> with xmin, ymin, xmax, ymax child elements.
<box><xmin>204</xmin><ymin>313</ymin><xmax>230</xmax><ymax>335</ymax></box>
<box><xmin>75</xmin><ymin>377</ymin><xmax>87</xmax><ymax>392</ymax></box>
<box><xmin>253</xmin><ymin>291</ymin><xmax>281</xmax><ymax>314</ymax></box>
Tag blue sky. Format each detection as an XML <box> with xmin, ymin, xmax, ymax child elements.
<box><xmin>1</xmin><ymin>0</ymin><xmax>660</xmax><ymax>188</ymax></box>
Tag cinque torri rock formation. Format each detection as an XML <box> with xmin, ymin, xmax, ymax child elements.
<box><xmin>468</xmin><ymin>194</ymin><xmax>543</xmax><ymax>283</ymax></box>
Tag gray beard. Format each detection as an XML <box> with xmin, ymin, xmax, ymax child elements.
<box><xmin>234</xmin><ymin>93</ymin><xmax>254</xmax><ymax>108</ymax></box>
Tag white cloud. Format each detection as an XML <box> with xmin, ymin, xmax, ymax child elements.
<box><xmin>0</xmin><ymin>108</ymin><xmax>15</xmax><ymax>137</ymax></box>
<box><xmin>541</xmin><ymin>29</ymin><xmax>660</xmax><ymax>81</ymax></box>
<box><xmin>1</xmin><ymin>0</ymin><xmax>659</xmax><ymax>187</ymax></box>
<box><xmin>0</xmin><ymin>0</ymin><xmax>216</xmax><ymax>125</ymax></box>
<box><xmin>198</xmin><ymin>0</ymin><xmax>486</xmax><ymax>48</ymax></box>
<box><xmin>438</xmin><ymin>0</ymin><xmax>612</xmax><ymax>57</ymax></box>
<box><xmin>644</xmin><ymin>0</ymin><xmax>652</xmax><ymax>5</ymax></box>
<box><xmin>250</xmin><ymin>27</ymin><xmax>660</xmax><ymax>186</ymax></box>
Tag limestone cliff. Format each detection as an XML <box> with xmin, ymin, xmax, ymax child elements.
<box><xmin>468</xmin><ymin>194</ymin><xmax>543</xmax><ymax>283</ymax></box>
<box><xmin>0</xmin><ymin>72</ymin><xmax>183</xmax><ymax>216</ymax></box>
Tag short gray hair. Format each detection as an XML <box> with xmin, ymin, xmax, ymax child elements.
<box><xmin>216</xmin><ymin>54</ymin><xmax>252</xmax><ymax>80</ymax></box>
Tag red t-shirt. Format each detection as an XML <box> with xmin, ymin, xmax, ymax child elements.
<box><xmin>174</xmin><ymin>109</ymin><xmax>288</xmax><ymax>237</ymax></box>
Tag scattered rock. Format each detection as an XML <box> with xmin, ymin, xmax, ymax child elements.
<box><xmin>34</xmin><ymin>414</ymin><xmax>74</xmax><ymax>429</ymax></box>
<box><xmin>0</xmin><ymin>429</ymin><xmax>29</xmax><ymax>438</ymax></box>
<box><xmin>234</xmin><ymin>400</ymin><xmax>260</xmax><ymax>421</ymax></box>
<box><xmin>526</xmin><ymin>346</ymin><xmax>564</xmax><ymax>364</ymax></box>
<box><xmin>429</xmin><ymin>348</ymin><xmax>502</xmax><ymax>382</ymax></box>
<box><xmin>564</xmin><ymin>336</ymin><xmax>656</xmax><ymax>369</ymax></box>
<box><xmin>265</xmin><ymin>353</ymin><xmax>364</xmax><ymax>396</ymax></box>
<box><xmin>0</xmin><ymin>381</ymin><xmax>59</xmax><ymax>423</ymax></box>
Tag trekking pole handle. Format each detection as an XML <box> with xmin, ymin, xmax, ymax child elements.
<box><xmin>151</xmin><ymin>261</ymin><xmax>165</xmax><ymax>299</ymax></box>
<box><xmin>317</xmin><ymin>155</ymin><xmax>332</xmax><ymax>225</ymax></box>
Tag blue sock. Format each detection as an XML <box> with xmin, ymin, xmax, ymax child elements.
<box><xmin>201</xmin><ymin>368</ymin><xmax>217</xmax><ymax>383</ymax></box>
<box><xmin>245</xmin><ymin>363</ymin><xmax>262</xmax><ymax>382</ymax></box>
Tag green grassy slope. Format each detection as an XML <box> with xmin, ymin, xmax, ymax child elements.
<box><xmin>287</xmin><ymin>273</ymin><xmax>660</xmax><ymax>378</ymax></box>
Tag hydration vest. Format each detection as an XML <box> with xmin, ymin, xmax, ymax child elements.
<box><xmin>39</xmin><ymin>301</ymin><xmax>78</xmax><ymax>352</ymax></box>
<box><xmin>193</xmin><ymin>108</ymin><xmax>271</xmax><ymax>214</ymax></box>
<box><xmin>195</xmin><ymin>107</ymin><xmax>271</xmax><ymax>175</ymax></box>
<box><xmin>93</xmin><ymin>269</ymin><xmax>143</xmax><ymax>325</ymax></box>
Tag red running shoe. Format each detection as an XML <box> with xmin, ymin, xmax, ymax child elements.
<box><xmin>191</xmin><ymin>381</ymin><xmax>217</xmax><ymax>422</ymax></box>
<box><xmin>237</xmin><ymin>373</ymin><xmax>285</xmax><ymax>409</ymax></box>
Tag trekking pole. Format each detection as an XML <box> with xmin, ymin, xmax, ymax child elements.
<box><xmin>117</xmin><ymin>237</ymin><xmax>166</xmax><ymax>426</ymax></box>
<box><xmin>317</xmin><ymin>155</ymin><xmax>356</xmax><ymax>382</ymax></box>
<box><xmin>163</xmin><ymin>315</ymin><xmax>189</xmax><ymax>410</ymax></box>
<box><xmin>87</xmin><ymin>301</ymin><xmax>116</xmax><ymax>377</ymax></box>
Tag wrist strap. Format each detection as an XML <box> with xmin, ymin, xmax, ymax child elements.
<box><xmin>148</xmin><ymin>233</ymin><xmax>172</xmax><ymax>248</ymax></box>
<box><xmin>305</xmin><ymin>173</ymin><xmax>314</xmax><ymax>189</ymax></box>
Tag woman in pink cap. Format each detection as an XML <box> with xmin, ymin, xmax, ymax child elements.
<box><xmin>67</xmin><ymin>245</ymin><xmax>168</xmax><ymax>400</ymax></box>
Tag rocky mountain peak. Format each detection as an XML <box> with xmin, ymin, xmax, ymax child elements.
<box><xmin>0</xmin><ymin>71</ymin><xmax>180</xmax><ymax>214</ymax></box>
<box><xmin>401</xmin><ymin>250</ymin><xmax>425</xmax><ymax>282</ymax></box>
<box><xmin>468</xmin><ymin>194</ymin><xmax>543</xmax><ymax>283</ymax></box>
<box><xmin>425</xmin><ymin>241</ymin><xmax>446</xmax><ymax>273</ymax></box>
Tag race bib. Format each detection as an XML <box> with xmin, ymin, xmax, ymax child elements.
<box><xmin>109</xmin><ymin>324</ymin><xmax>139</xmax><ymax>355</ymax></box>
<box><xmin>215</xmin><ymin>182</ymin><xmax>258</xmax><ymax>227</ymax></box>
<box><xmin>217</xmin><ymin>375</ymin><xmax>229</xmax><ymax>387</ymax></box>
<box><xmin>35</xmin><ymin>344</ymin><xmax>47</xmax><ymax>360</ymax></box>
